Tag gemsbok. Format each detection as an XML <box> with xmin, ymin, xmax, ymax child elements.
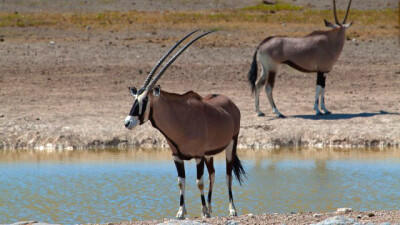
<box><xmin>124</xmin><ymin>30</ymin><xmax>246</xmax><ymax>219</ymax></box>
<box><xmin>248</xmin><ymin>0</ymin><xmax>353</xmax><ymax>117</ymax></box>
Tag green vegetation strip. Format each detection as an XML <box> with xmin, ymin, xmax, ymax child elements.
<box><xmin>0</xmin><ymin>2</ymin><xmax>397</xmax><ymax>29</ymax></box>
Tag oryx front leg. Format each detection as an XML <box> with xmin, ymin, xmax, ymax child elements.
<box><xmin>225</xmin><ymin>140</ymin><xmax>237</xmax><ymax>216</ymax></box>
<box><xmin>205</xmin><ymin>156</ymin><xmax>215</xmax><ymax>216</ymax></box>
<box><xmin>174</xmin><ymin>156</ymin><xmax>186</xmax><ymax>219</ymax></box>
<box><xmin>196</xmin><ymin>158</ymin><xmax>210</xmax><ymax>218</ymax></box>
<box><xmin>314</xmin><ymin>72</ymin><xmax>331</xmax><ymax>115</ymax></box>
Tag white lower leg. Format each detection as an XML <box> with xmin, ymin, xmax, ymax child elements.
<box><xmin>314</xmin><ymin>85</ymin><xmax>323</xmax><ymax>115</ymax></box>
<box><xmin>266</xmin><ymin>84</ymin><xmax>282</xmax><ymax>117</ymax></box>
<box><xmin>320</xmin><ymin>88</ymin><xmax>331</xmax><ymax>114</ymax></box>
<box><xmin>176</xmin><ymin>177</ymin><xmax>186</xmax><ymax>219</ymax></box>
<box><xmin>196</xmin><ymin>176</ymin><xmax>210</xmax><ymax>218</ymax></box>
<box><xmin>226</xmin><ymin>175</ymin><xmax>237</xmax><ymax>216</ymax></box>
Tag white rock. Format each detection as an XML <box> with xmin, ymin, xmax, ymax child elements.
<box><xmin>312</xmin><ymin>216</ymin><xmax>359</xmax><ymax>225</ymax></box>
<box><xmin>336</xmin><ymin>208</ymin><xmax>353</xmax><ymax>213</ymax></box>
<box><xmin>49</xmin><ymin>41</ymin><xmax>55</xmax><ymax>45</ymax></box>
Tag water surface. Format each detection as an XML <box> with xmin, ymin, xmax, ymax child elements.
<box><xmin>1</xmin><ymin>148</ymin><xmax>400</xmax><ymax>224</ymax></box>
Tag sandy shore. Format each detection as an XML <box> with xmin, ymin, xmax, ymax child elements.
<box><xmin>110</xmin><ymin>210</ymin><xmax>400</xmax><ymax>224</ymax></box>
<box><xmin>1</xmin><ymin>28</ymin><xmax>399</xmax><ymax>150</ymax></box>
<box><xmin>0</xmin><ymin>0</ymin><xmax>399</xmax><ymax>151</ymax></box>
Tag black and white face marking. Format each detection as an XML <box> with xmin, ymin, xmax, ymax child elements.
<box><xmin>124</xmin><ymin>86</ymin><xmax>150</xmax><ymax>129</ymax></box>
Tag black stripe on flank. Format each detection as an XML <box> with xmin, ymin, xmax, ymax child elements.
<box><xmin>283</xmin><ymin>60</ymin><xmax>316</xmax><ymax>73</ymax></box>
<box><xmin>205</xmin><ymin>144</ymin><xmax>229</xmax><ymax>156</ymax></box>
<box><xmin>180</xmin><ymin>195</ymin><xmax>184</xmax><ymax>206</ymax></box>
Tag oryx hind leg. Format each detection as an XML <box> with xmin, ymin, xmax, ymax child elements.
<box><xmin>173</xmin><ymin>155</ymin><xmax>187</xmax><ymax>219</ymax></box>
<box><xmin>196</xmin><ymin>157</ymin><xmax>210</xmax><ymax>218</ymax></box>
<box><xmin>205</xmin><ymin>156</ymin><xmax>215</xmax><ymax>216</ymax></box>
<box><xmin>259</xmin><ymin>53</ymin><xmax>284</xmax><ymax>118</ymax></box>
<box><xmin>254</xmin><ymin>64</ymin><xmax>267</xmax><ymax>117</ymax></box>
<box><xmin>225</xmin><ymin>139</ymin><xmax>237</xmax><ymax>216</ymax></box>
<box><xmin>264</xmin><ymin>71</ymin><xmax>285</xmax><ymax>118</ymax></box>
<box><xmin>314</xmin><ymin>72</ymin><xmax>331</xmax><ymax>115</ymax></box>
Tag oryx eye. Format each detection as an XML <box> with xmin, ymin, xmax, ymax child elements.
<box><xmin>129</xmin><ymin>86</ymin><xmax>137</xmax><ymax>96</ymax></box>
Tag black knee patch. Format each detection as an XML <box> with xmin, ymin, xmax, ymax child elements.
<box><xmin>201</xmin><ymin>195</ymin><xmax>206</xmax><ymax>206</ymax></box>
<box><xmin>180</xmin><ymin>195</ymin><xmax>184</xmax><ymax>206</ymax></box>
<box><xmin>316</xmin><ymin>72</ymin><xmax>326</xmax><ymax>88</ymax></box>
<box><xmin>174</xmin><ymin>160</ymin><xmax>185</xmax><ymax>178</ymax></box>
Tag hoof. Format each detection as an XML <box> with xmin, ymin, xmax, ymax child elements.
<box><xmin>176</xmin><ymin>207</ymin><xmax>186</xmax><ymax>220</ymax></box>
<box><xmin>202</xmin><ymin>206</ymin><xmax>211</xmax><ymax>218</ymax></box>
<box><xmin>257</xmin><ymin>112</ymin><xmax>265</xmax><ymax>117</ymax></box>
<box><xmin>176</xmin><ymin>213</ymin><xmax>185</xmax><ymax>220</ymax></box>
<box><xmin>323</xmin><ymin>111</ymin><xmax>332</xmax><ymax>115</ymax></box>
<box><xmin>278</xmin><ymin>114</ymin><xmax>286</xmax><ymax>118</ymax></box>
<box><xmin>202</xmin><ymin>212</ymin><xmax>211</xmax><ymax>218</ymax></box>
<box><xmin>229</xmin><ymin>210</ymin><xmax>238</xmax><ymax>217</ymax></box>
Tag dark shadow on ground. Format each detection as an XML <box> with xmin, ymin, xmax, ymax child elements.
<box><xmin>292</xmin><ymin>110</ymin><xmax>399</xmax><ymax>120</ymax></box>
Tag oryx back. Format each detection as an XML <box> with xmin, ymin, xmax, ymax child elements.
<box><xmin>150</xmin><ymin>91</ymin><xmax>240</xmax><ymax>159</ymax></box>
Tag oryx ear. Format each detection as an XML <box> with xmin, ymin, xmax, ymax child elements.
<box><xmin>153</xmin><ymin>85</ymin><xmax>161</xmax><ymax>97</ymax></box>
<box><xmin>343</xmin><ymin>20</ymin><xmax>353</xmax><ymax>28</ymax></box>
<box><xmin>129</xmin><ymin>86</ymin><xmax>137</xmax><ymax>97</ymax></box>
<box><xmin>324</xmin><ymin>19</ymin><xmax>338</xmax><ymax>28</ymax></box>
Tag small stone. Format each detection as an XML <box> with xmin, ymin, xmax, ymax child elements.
<box><xmin>357</xmin><ymin>215</ymin><xmax>362</xmax><ymax>219</ymax></box>
<box><xmin>49</xmin><ymin>41</ymin><xmax>55</xmax><ymax>45</ymax></box>
<box><xmin>226</xmin><ymin>221</ymin><xmax>238</xmax><ymax>225</ymax></box>
<box><xmin>0</xmin><ymin>114</ymin><xmax>4</xmax><ymax>117</ymax></box>
<box><xmin>336</xmin><ymin>208</ymin><xmax>353</xmax><ymax>213</ymax></box>
<box><xmin>36</xmin><ymin>118</ymin><xmax>40</xmax><ymax>120</ymax></box>
<box><xmin>11</xmin><ymin>221</ymin><xmax>38</xmax><ymax>225</ymax></box>
<box><xmin>0</xmin><ymin>38</ymin><xmax>4</xmax><ymax>42</ymax></box>
<box><xmin>247</xmin><ymin>213</ymin><xmax>255</xmax><ymax>218</ymax></box>
<box><xmin>313</xmin><ymin>214</ymin><xmax>322</xmax><ymax>218</ymax></box>
<box><xmin>368</xmin><ymin>213</ymin><xmax>375</xmax><ymax>217</ymax></box>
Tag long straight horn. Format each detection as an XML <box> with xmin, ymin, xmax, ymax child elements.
<box><xmin>146</xmin><ymin>30</ymin><xmax>216</xmax><ymax>90</ymax></box>
<box><xmin>332</xmin><ymin>0</ymin><xmax>339</xmax><ymax>24</ymax></box>
<box><xmin>342</xmin><ymin>0</ymin><xmax>352</xmax><ymax>24</ymax></box>
<box><xmin>141</xmin><ymin>30</ymin><xmax>199</xmax><ymax>89</ymax></box>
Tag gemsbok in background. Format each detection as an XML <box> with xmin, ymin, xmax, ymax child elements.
<box><xmin>124</xmin><ymin>30</ymin><xmax>246</xmax><ymax>219</ymax></box>
<box><xmin>248</xmin><ymin>0</ymin><xmax>353</xmax><ymax>118</ymax></box>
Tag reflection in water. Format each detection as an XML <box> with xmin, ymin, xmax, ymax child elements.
<box><xmin>1</xmin><ymin>148</ymin><xmax>400</xmax><ymax>224</ymax></box>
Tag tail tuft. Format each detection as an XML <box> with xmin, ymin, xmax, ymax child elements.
<box><xmin>247</xmin><ymin>50</ymin><xmax>258</xmax><ymax>94</ymax></box>
<box><xmin>231</xmin><ymin>136</ymin><xmax>246</xmax><ymax>185</ymax></box>
<box><xmin>232</xmin><ymin>154</ymin><xmax>246</xmax><ymax>185</ymax></box>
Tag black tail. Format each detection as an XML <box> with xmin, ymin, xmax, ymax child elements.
<box><xmin>232</xmin><ymin>136</ymin><xmax>246</xmax><ymax>185</ymax></box>
<box><xmin>247</xmin><ymin>49</ymin><xmax>258</xmax><ymax>94</ymax></box>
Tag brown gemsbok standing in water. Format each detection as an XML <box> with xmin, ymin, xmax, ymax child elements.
<box><xmin>248</xmin><ymin>0</ymin><xmax>353</xmax><ymax>118</ymax></box>
<box><xmin>124</xmin><ymin>30</ymin><xmax>245</xmax><ymax>219</ymax></box>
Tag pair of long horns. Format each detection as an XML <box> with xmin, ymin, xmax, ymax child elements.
<box><xmin>332</xmin><ymin>0</ymin><xmax>352</xmax><ymax>24</ymax></box>
<box><xmin>141</xmin><ymin>30</ymin><xmax>216</xmax><ymax>91</ymax></box>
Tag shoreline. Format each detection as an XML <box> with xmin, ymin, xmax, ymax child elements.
<box><xmin>6</xmin><ymin>210</ymin><xmax>400</xmax><ymax>225</ymax></box>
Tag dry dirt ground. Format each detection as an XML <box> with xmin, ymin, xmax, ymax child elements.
<box><xmin>110</xmin><ymin>210</ymin><xmax>400</xmax><ymax>224</ymax></box>
<box><xmin>0</xmin><ymin>1</ymin><xmax>399</xmax><ymax>151</ymax></box>
<box><xmin>0</xmin><ymin>1</ymin><xmax>400</xmax><ymax>225</ymax></box>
